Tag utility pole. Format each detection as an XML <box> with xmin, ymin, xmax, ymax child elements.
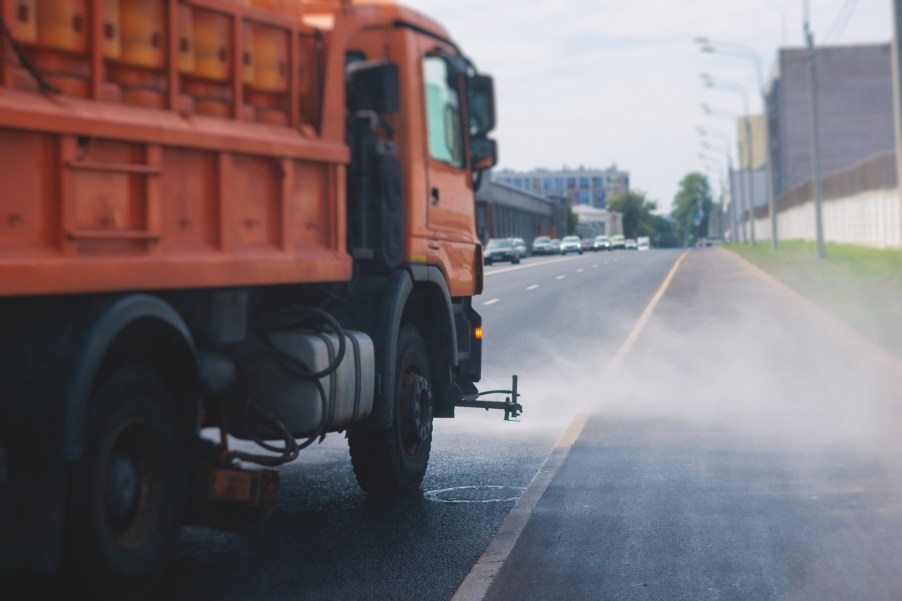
<box><xmin>804</xmin><ymin>1</ymin><xmax>826</xmax><ymax>258</ymax></box>
<box><xmin>742</xmin><ymin>116</ymin><xmax>757</xmax><ymax>245</ymax></box>
<box><xmin>892</xmin><ymin>0</ymin><xmax>902</xmax><ymax>250</ymax></box>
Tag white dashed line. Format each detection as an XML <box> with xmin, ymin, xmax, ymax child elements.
<box><xmin>527</xmin><ymin>285</ymin><xmax>539</xmax><ymax>290</ymax></box>
<box><xmin>577</xmin><ymin>269</ymin><xmax>584</xmax><ymax>273</ymax></box>
<box><xmin>483</xmin><ymin>298</ymin><xmax>500</xmax><ymax>306</ymax></box>
<box><xmin>592</xmin><ymin>264</ymin><xmax>598</xmax><ymax>268</ymax></box>
<box><xmin>556</xmin><ymin>275</ymin><xmax>565</xmax><ymax>280</ymax></box>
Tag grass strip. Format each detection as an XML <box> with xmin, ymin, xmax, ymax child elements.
<box><xmin>726</xmin><ymin>240</ymin><xmax>902</xmax><ymax>358</ymax></box>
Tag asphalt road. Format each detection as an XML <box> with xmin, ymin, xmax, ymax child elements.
<box><xmin>153</xmin><ymin>248</ymin><xmax>681</xmax><ymax>600</ymax></box>
<box><xmin>482</xmin><ymin>248</ymin><xmax>902</xmax><ymax>601</ymax></box>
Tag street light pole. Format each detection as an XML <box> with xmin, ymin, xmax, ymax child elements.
<box><xmin>699</xmin><ymin>116</ymin><xmax>748</xmax><ymax>243</ymax></box>
<box><xmin>804</xmin><ymin>2</ymin><xmax>826</xmax><ymax>259</ymax></box>
<box><xmin>697</xmin><ymin>38</ymin><xmax>779</xmax><ymax>249</ymax></box>
<box><xmin>701</xmin><ymin>74</ymin><xmax>757</xmax><ymax>245</ymax></box>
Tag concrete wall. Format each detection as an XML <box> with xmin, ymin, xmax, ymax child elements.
<box><xmin>741</xmin><ymin>152</ymin><xmax>901</xmax><ymax>249</ymax></box>
<box><xmin>753</xmin><ymin>188</ymin><xmax>900</xmax><ymax>248</ymax></box>
<box><xmin>768</xmin><ymin>44</ymin><xmax>895</xmax><ymax>199</ymax></box>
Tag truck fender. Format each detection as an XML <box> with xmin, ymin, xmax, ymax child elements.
<box><xmin>367</xmin><ymin>266</ymin><xmax>458</xmax><ymax>429</ymax></box>
<box><xmin>61</xmin><ymin>294</ymin><xmax>196</xmax><ymax>461</ymax></box>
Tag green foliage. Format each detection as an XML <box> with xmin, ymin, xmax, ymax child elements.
<box><xmin>671</xmin><ymin>172</ymin><xmax>713</xmax><ymax>246</ymax></box>
<box><xmin>608</xmin><ymin>190</ymin><xmax>660</xmax><ymax>239</ymax></box>
<box><xmin>565</xmin><ymin>202</ymin><xmax>578</xmax><ymax>235</ymax></box>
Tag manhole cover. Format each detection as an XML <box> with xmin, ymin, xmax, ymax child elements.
<box><xmin>424</xmin><ymin>485</ymin><xmax>525</xmax><ymax>504</ymax></box>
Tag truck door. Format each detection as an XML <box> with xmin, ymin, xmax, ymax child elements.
<box><xmin>418</xmin><ymin>46</ymin><xmax>473</xmax><ymax>239</ymax></box>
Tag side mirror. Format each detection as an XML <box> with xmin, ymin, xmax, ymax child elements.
<box><xmin>346</xmin><ymin>60</ymin><xmax>399</xmax><ymax>114</ymax></box>
<box><xmin>467</xmin><ymin>74</ymin><xmax>495</xmax><ymax>137</ymax></box>
<box><xmin>471</xmin><ymin>137</ymin><xmax>497</xmax><ymax>171</ymax></box>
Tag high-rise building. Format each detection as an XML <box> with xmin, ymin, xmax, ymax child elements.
<box><xmin>491</xmin><ymin>165</ymin><xmax>630</xmax><ymax>209</ymax></box>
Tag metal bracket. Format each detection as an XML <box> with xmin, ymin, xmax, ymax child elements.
<box><xmin>455</xmin><ymin>375</ymin><xmax>523</xmax><ymax>421</ymax></box>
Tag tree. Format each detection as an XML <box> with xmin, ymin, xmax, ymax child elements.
<box><xmin>565</xmin><ymin>202</ymin><xmax>578</xmax><ymax>235</ymax></box>
<box><xmin>608</xmin><ymin>190</ymin><xmax>671</xmax><ymax>241</ymax></box>
<box><xmin>672</xmin><ymin>172</ymin><xmax>713</xmax><ymax>246</ymax></box>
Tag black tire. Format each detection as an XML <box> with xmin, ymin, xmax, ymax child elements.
<box><xmin>64</xmin><ymin>365</ymin><xmax>186</xmax><ymax>600</ymax></box>
<box><xmin>349</xmin><ymin>324</ymin><xmax>433</xmax><ymax>495</ymax></box>
<box><xmin>513</xmin><ymin>256</ymin><xmax>520</xmax><ymax>265</ymax></box>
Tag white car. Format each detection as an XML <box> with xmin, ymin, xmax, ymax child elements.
<box><xmin>637</xmin><ymin>236</ymin><xmax>650</xmax><ymax>251</ymax></box>
<box><xmin>560</xmin><ymin>235</ymin><xmax>583</xmax><ymax>255</ymax></box>
<box><xmin>625</xmin><ymin>238</ymin><xmax>637</xmax><ymax>250</ymax></box>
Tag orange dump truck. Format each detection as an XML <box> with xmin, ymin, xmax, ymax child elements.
<box><xmin>0</xmin><ymin>0</ymin><xmax>519</xmax><ymax>595</ymax></box>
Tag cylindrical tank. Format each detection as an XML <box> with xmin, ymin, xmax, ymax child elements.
<box><xmin>118</xmin><ymin>0</ymin><xmax>165</xmax><ymax>69</ymax></box>
<box><xmin>10</xmin><ymin>0</ymin><xmax>37</xmax><ymax>44</ymax></box>
<box><xmin>177</xmin><ymin>4</ymin><xmax>194</xmax><ymax>74</ymax></box>
<box><xmin>35</xmin><ymin>0</ymin><xmax>87</xmax><ymax>53</ymax></box>
<box><xmin>101</xmin><ymin>0</ymin><xmax>122</xmax><ymax>60</ymax></box>
<box><xmin>251</xmin><ymin>25</ymin><xmax>287</xmax><ymax>92</ymax></box>
<box><xmin>192</xmin><ymin>9</ymin><xmax>231</xmax><ymax>81</ymax></box>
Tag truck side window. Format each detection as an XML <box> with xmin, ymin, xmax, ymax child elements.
<box><xmin>423</xmin><ymin>56</ymin><xmax>464</xmax><ymax>168</ymax></box>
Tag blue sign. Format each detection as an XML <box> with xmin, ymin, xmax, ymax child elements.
<box><xmin>692</xmin><ymin>211</ymin><xmax>702</xmax><ymax>225</ymax></box>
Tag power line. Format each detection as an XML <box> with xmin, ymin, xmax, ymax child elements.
<box><xmin>824</xmin><ymin>0</ymin><xmax>861</xmax><ymax>43</ymax></box>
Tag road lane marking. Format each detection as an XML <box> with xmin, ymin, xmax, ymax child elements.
<box><xmin>555</xmin><ymin>275</ymin><xmax>565</xmax><ymax>280</ymax></box>
<box><xmin>527</xmin><ymin>285</ymin><xmax>539</xmax><ymax>290</ymax></box>
<box><xmin>452</xmin><ymin>249</ymin><xmax>690</xmax><ymax>601</ymax></box>
<box><xmin>601</xmin><ymin>249</ymin><xmax>689</xmax><ymax>378</ymax></box>
<box><xmin>484</xmin><ymin>255</ymin><xmax>588</xmax><ymax>277</ymax></box>
<box><xmin>483</xmin><ymin>298</ymin><xmax>500</xmax><ymax>306</ymax></box>
<box><xmin>592</xmin><ymin>264</ymin><xmax>598</xmax><ymax>268</ymax></box>
<box><xmin>451</xmin><ymin>414</ymin><xmax>589</xmax><ymax>601</ymax></box>
<box><xmin>577</xmin><ymin>268</ymin><xmax>584</xmax><ymax>273</ymax></box>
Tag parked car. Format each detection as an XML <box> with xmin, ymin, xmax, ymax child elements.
<box><xmin>625</xmin><ymin>238</ymin><xmax>638</xmax><ymax>250</ymax></box>
<box><xmin>531</xmin><ymin>235</ymin><xmax>553</xmax><ymax>255</ymax></box>
<box><xmin>512</xmin><ymin>237</ymin><xmax>528</xmax><ymax>257</ymax></box>
<box><xmin>548</xmin><ymin>238</ymin><xmax>562</xmax><ymax>253</ymax></box>
<box><xmin>580</xmin><ymin>238</ymin><xmax>593</xmax><ymax>252</ymax></box>
<box><xmin>637</xmin><ymin>236</ymin><xmax>650</xmax><ymax>251</ymax></box>
<box><xmin>560</xmin><ymin>235</ymin><xmax>583</xmax><ymax>255</ymax></box>
<box><xmin>610</xmin><ymin>234</ymin><xmax>626</xmax><ymax>250</ymax></box>
<box><xmin>484</xmin><ymin>238</ymin><xmax>521</xmax><ymax>265</ymax></box>
<box><xmin>593</xmin><ymin>235</ymin><xmax>611</xmax><ymax>251</ymax></box>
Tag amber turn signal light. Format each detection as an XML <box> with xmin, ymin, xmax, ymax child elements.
<box><xmin>474</xmin><ymin>327</ymin><xmax>483</xmax><ymax>340</ymax></box>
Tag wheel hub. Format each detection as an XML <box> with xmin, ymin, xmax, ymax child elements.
<box><xmin>408</xmin><ymin>375</ymin><xmax>432</xmax><ymax>443</ymax></box>
<box><xmin>107</xmin><ymin>451</ymin><xmax>139</xmax><ymax>519</ymax></box>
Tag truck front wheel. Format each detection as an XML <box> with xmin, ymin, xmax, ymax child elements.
<box><xmin>64</xmin><ymin>365</ymin><xmax>186</xmax><ymax>599</ymax></box>
<box><xmin>349</xmin><ymin>323</ymin><xmax>433</xmax><ymax>495</ymax></box>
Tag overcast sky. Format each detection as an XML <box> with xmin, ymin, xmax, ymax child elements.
<box><xmin>412</xmin><ymin>0</ymin><xmax>893</xmax><ymax>214</ymax></box>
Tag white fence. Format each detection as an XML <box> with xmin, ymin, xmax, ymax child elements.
<box><xmin>736</xmin><ymin>153</ymin><xmax>902</xmax><ymax>249</ymax></box>
<box><xmin>752</xmin><ymin>187</ymin><xmax>901</xmax><ymax>249</ymax></box>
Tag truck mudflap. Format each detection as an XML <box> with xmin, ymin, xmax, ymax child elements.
<box><xmin>455</xmin><ymin>375</ymin><xmax>523</xmax><ymax>421</ymax></box>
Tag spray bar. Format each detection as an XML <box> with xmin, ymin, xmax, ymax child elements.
<box><xmin>455</xmin><ymin>375</ymin><xmax>523</xmax><ymax>421</ymax></box>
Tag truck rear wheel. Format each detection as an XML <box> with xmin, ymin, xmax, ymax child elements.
<box><xmin>64</xmin><ymin>365</ymin><xmax>186</xmax><ymax>599</ymax></box>
<box><xmin>349</xmin><ymin>323</ymin><xmax>433</xmax><ymax>495</ymax></box>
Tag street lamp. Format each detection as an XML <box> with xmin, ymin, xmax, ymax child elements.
<box><xmin>697</xmin><ymin>37</ymin><xmax>778</xmax><ymax>250</ymax></box>
<box><xmin>698</xmin><ymin>126</ymin><xmax>742</xmax><ymax>242</ymax></box>
<box><xmin>699</xmin><ymin>152</ymin><xmax>733</xmax><ymax>240</ymax></box>
<box><xmin>699</xmin><ymin>106</ymin><xmax>749</xmax><ymax>243</ymax></box>
<box><xmin>803</xmin><ymin>2</ymin><xmax>827</xmax><ymax>259</ymax></box>
<box><xmin>700</xmin><ymin>73</ymin><xmax>757</xmax><ymax>245</ymax></box>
